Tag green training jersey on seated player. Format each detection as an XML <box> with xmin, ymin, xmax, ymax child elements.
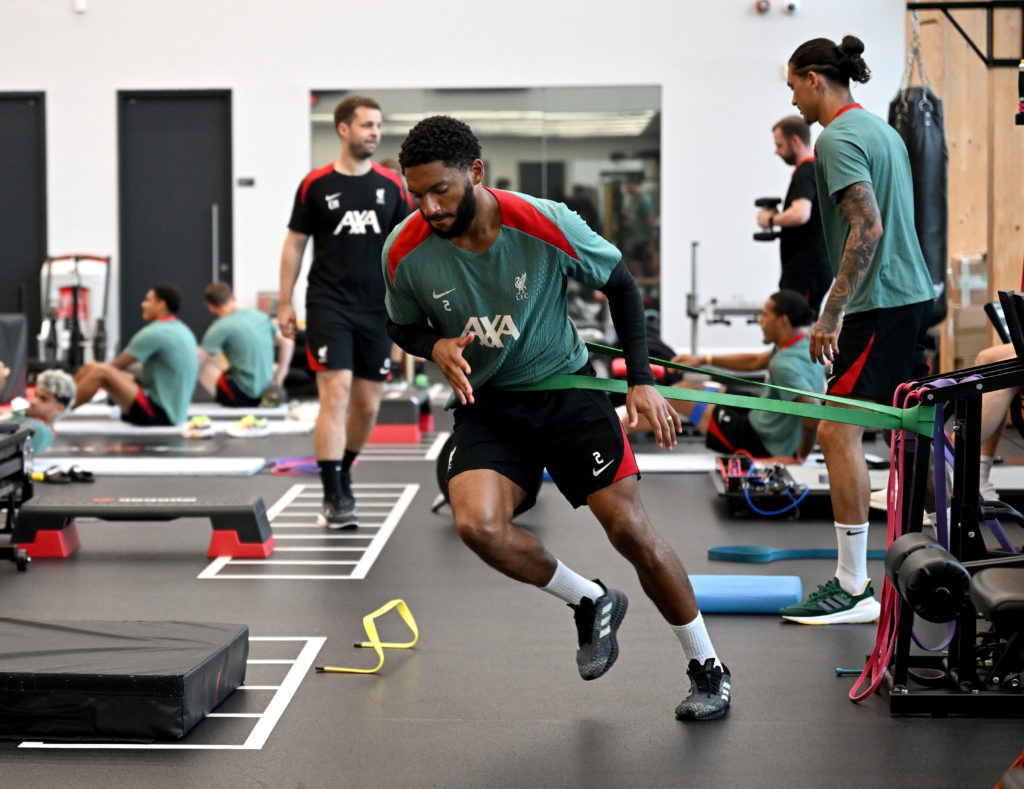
<box><xmin>123</xmin><ymin>317</ymin><xmax>199</xmax><ymax>425</ymax></box>
<box><xmin>200</xmin><ymin>309</ymin><xmax>276</xmax><ymax>399</ymax></box>
<box><xmin>383</xmin><ymin>189</ymin><xmax>621</xmax><ymax>399</ymax></box>
<box><xmin>748</xmin><ymin>333</ymin><xmax>824</xmax><ymax>457</ymax></box>
<box><xmin>813</xmin><ymin>106</ymin><xmax>934</xmax><ymax>315</ymax></box>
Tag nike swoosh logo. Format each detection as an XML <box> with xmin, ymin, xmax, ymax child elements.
<box><xmin>432</xmin><ymin>288</ymin><xmax>456</xmax><ymax>299</ymax></box>
<box><xmin>592</xmin><ymin>461</ymin><xmax>614</xmax><ymax>477</ymax></box>
<box><xmin>845</xmin><ymin>529</ymin><xmax>866</xmax><ymax>536</ymax></box>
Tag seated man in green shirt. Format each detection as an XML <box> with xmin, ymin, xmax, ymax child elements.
<box><xmin>622</xmin><ymin>290</ymin><xmax>824</xmax><ymax>459</ymax></box>
<box><xmin>197</xmin><ymin>282</ymin><xmax>294</xmax><ymax>407</ymax></box>
<box><xmin>1</xmin><ymin>369</ymin><xmax>76</xmax><ymax>453</ymax></box>
<box><xmin>73</xmin><ymin>282</ymin><xmax>199</xmax><ymax>426</ymax></box>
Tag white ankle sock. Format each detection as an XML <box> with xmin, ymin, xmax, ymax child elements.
<box><xmin>541</xmin><ymin>559</ymin><xmax>603</xmax><ymax>604</ymax></box>
<box><xmin>835</xmin><ymin>521</ymin><xmax>869</xmax><ymax>594</ymax></box>
<box><xmin>670</xmin><ymin>612</ymin><xmax>720</xmax><ymax>668</ymax></box>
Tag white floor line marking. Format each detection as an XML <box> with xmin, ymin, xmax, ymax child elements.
<box><xmin>206</xmin><ymin>713</ymin><xmax>262</xmax><ymax>718</ymax></box>
<box><xmin>265</xmin><ymin>484</ymin><xmax>305</xmax><ymax>519</ymax></box>
<box><xmin>231</xmin><ymin>560</ymin><xmax>358</xmax><ymax>567</ymax></box>
<box><xmin>424</xmin><ymin>431</ymin><xmax>450</xmax><ymax>461</ymax></box>
<box><xmin>200</xmin><ymin>483</ymin><xmax>416</xmax><ymax>580</ymax></box>
<box><xmin>197</xmin><ymin>555</ymin><xmax>232</xmax><ymax>579</ymax></box>
<box><xmin>350</xmin><ymin>483</ymin><xmax>418</xmax><ymax>579</ymax></box>
<box><xmin>273</xmin><ymin>547</ymin><xmax>364</xmax><ymax>552</ymax></box>
<box><xmin>17</xmin><ymin>636</ymin><xmax>326</xmax><ymax>751</ymax></box>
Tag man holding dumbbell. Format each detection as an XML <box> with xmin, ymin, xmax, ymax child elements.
<box><xmin>755</xmin><ymin>115</ymin><xmax>833</xmax><ymax>315</ymax></box>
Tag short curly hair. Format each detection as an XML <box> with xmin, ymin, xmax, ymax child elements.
<box><xmin>398</xmin><ymin>115</ymin><xmax>481</xmax><ymax>171</ymax></box>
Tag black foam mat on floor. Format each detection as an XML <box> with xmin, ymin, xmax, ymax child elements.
<box><xmin>0</xmin><ymin>619</ymin><xmax>248</xmax><ymax>741</ymax></box>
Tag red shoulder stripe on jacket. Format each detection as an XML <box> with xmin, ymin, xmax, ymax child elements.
<box><xmin>491</xmin><ymin>189</ymin><xmax>578</xmax><ymax>260</ymax></box>
<box><xmin>387</xmin><ymin>214</ymin><xmax>432</xmax><ymax>284</ymax></box>
<box><xmin>299</xmin><ymin>163</ymin><xmax>335</xmax><ymax>204</ymax></box>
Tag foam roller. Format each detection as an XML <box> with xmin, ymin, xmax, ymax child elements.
<box><xmin>690</xmin><ymin>574</ymin><xmax>802</xmax><ymax>613</ymax></box>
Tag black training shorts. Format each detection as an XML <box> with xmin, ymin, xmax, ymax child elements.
<box><xmin>705</xmin><ymin>405</ymin><xmax>771</xmax><ymax>457</ymax></box>
<box><xmin>215</xmin><ymin>373</ymin><xmax>262</xmax><ymax>408</ymax></box>
<box><xmin>827</xmin><ymin>300</ymin><xmax>932</xmax><ymax>404</ymax></box>
<box><xmin>304</xmin><ymin>305</ymin><xmax>392</xmax><ymax>381</ymax></box>
<box><xmin>447</xmin><ymin>373</ymin><xmax>640</xmax><ymax>509</ymax></box>
<box><xmin>122</xmin><ymin>388</ymin><xmax>172</xmax><ymax>426</ymax></box>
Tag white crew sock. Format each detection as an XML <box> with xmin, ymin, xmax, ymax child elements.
<box><xmin>980</xmin><ymin>454</ymin><xmax>994</xmax><ymax>485</ymax></box>
<box><xmin>670</xmin><ymin>612</ymin><xmax>721</xmax><ymax>668</ymax></box>
<box><xmin>835</xmin><ymin>521</ymin><xmax>869</xmax><ymax>594</ymax></box>
<box><xmin>541</xmin><ymin>559</ymin><xmax>604</xmax><ymax>605</ymax></box>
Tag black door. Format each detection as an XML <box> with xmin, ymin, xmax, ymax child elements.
<box><xmin>118</xmin><ymin>91</ymin><xmax>232</xmax><ymax>345</ymax></box>
<box><xmin>0</xmin><ymin>93</ymin><xmax>47</xmax><ymax>340</ymax></box>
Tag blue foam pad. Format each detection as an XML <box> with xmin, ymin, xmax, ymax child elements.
<box><xmin>690</xmin><ymin>574</ymin><xmax>802</xmax><ymax>613</ymax></box>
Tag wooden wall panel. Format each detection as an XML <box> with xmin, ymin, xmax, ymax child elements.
<box><xmin>910</xmin><ymin>7</ymin><xmax>1024</xmax><ymax>369</ymax></box>
<box><xmin>988</xmin><ymin>10</ymin><xmax>1024</xmax><ymax>297</ymax></box>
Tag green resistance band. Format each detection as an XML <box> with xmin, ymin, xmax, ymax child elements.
<box><xmin>503</xmin><ymin>342</ymin><xmax>935</xmax><ymax>436</ymax></box>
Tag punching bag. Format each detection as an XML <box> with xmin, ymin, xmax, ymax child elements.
<box><xmin>889</xmin><ymin>22</ymin><xmax>948</xmax><ymax>326</ymax></box>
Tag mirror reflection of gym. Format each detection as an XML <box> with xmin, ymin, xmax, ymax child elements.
<box><xmin>309</xmin><ymin>87</ymin><xmax>661</xmax><ymax>342</ymax></box>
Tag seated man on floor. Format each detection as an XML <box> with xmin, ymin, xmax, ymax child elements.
<box><xmin>197</xmin><ymin>282</ymin><xmax>295</xmax><ymax>408</ymax></box>
<box><xmin>73</xmin><ymin>282</ymin><xmax>198</xmax><ymax>426</ymax></box>
<box><xmin>0</xmin><ymin>369</ymin><xmax>76</xmax><ymax>453</ymax></box>
<box><xmin>622</xmin><ymin>290</ymin><xmax>823</xmax><ymax>459</ymax></box>
<box><xmin>974</xmin><ymin>341</ymin><xmax>1022</xmax><ymax>500</ymax></box>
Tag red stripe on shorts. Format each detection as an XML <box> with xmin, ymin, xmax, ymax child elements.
<box><xmin>829</xmin><ymin>331</ymin><xmax>876</xmax><ymax>396</ymax></box>
<box><xmin>306</xmin><ymin>342</ymin><xmax>326</xmax><ymax>372</ymax></box>
<box><xmin>134</xmin><ymin>387</ymin><xmax>155</xmax><ymax>416</ymax></box>
<box><xmin>705</xmin><ymin>412</ymin><xmax>737</xmax><ymax>453</ymax></box>
<box><xmin>612</xmin><ymin>422</ymin><xmax>640</xmax><ymax>483</ymax></box>
<box><xmin>216</xmin><ymin>372</ymin><xmax>235</xmax><ymax>400</ymax></box>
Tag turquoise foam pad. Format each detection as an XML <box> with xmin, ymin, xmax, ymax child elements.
<box><xmin>690</xmin><ymin>574</ymin><xmax>802</xmax><ymax>613</ymax></box>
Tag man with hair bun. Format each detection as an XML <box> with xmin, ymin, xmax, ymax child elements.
<box><xmin>779</xmin><ymin>35</ymin><xmax>934</xmax><ymax>625</ymax></box>
<box><xmin>623</xmin><ymin>290</ymin><xmax>824</xmax><ymax>460</ymax></box>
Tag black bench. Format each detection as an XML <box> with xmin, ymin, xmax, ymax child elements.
<box><xmin>13</xmin><ymin>490</ymin><xmax>274</xmax><ymax>559</ymax></box>
<box><xmin>970</xmin><ymin>567</ymin><xmax>1024</xmax><ymax>692</ymax></box>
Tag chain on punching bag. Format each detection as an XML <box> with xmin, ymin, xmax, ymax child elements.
<box><xmin>889</xmin><ymin>11</ymin><xmax>948</xmax><ymax>325</ymax></box>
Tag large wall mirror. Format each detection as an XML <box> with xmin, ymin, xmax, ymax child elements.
<box><xmin>310</xmin><ymin>86</ymin><xmax>662</xmax><ymax>323</ymax></box>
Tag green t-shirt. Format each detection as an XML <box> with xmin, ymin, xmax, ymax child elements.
<box><xmin>384</xmin><ymin>189</ymin><xmax>621</xmax><ymax>395</ymax></box>
<box><xmin>814</xmin><ymin>106</ymin><xmax>934</xmax><ymax>314</ymax></box>
<box><xmin>200</xmin><ymin>309</ymin><xmax>276</xmax><ymax>399</ymax></box>
<box><xmin>123</xmin><ymin>317</ymin><xmax>199</xmax><ymax>425</ymax></box>
<box><xmin>748</xmin><ymin>334</ymin><xmax>824</xmax><ymax>457</ymax></box>
<box><xmin>0</xmin><ymin>414</ymin><xmax>55</xmax><ymax>454</ymax></box>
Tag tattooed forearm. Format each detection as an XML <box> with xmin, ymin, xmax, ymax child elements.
<box><xmin>819</xmin><ymin>181</ymin><xmax>883</xmax><ymax>327</ymax></box>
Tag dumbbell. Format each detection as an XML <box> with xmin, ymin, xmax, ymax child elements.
<box><xmin>754</xmin><ymin>197</ymin><xmax>782</xmax><ymax>241</ymax></box>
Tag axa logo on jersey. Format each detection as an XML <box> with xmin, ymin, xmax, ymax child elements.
<box><xmin>461</xmin><ymin>315</ymin><xmax>520</xmax><ymax>348</ymax></box>
<box><xmin>334</xmin><ymin>209</ymin><xmax>381</xmax><ymax>236</ymax></box>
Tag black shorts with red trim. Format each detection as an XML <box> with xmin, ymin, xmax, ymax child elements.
<box><xmin>121</xmin><ymin>388</ymin><xmax>172</xmax><ymax>426</ymax></box>
<box><xmin>447</xmin><ymin>365</ymin><xmax>639</xmax><ymax>509</ymax></box>
<box><xmin>705</xmin><ymin>405</ymin><xmax>771</xmax><ymax>457</ymax></box>
<box><xmin>214</xmin><ymin>373</ymin><xmax>262</xmax><ymax>408</ymax></box>
<box><xmin>304</xmin><ymin>304</ymin><xmax>392</xmax><ymax>381</ymax></box>
<box><xmin>827</xmin><ymin>300</ymin><xmax>932</xmax><ymax>403</ymax></box>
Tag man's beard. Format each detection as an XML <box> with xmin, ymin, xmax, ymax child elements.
<box><xmin>424</xmin><ymin>181</ymin><xmax>477</xmax><ymax>240</ymax></box>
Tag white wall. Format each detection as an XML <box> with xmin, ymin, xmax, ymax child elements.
<box><xmin>0</xmin><ymin>0</ymin><xmax>906</xmax><ymax>354</ymax></box>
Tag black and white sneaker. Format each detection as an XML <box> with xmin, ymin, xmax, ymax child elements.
<box><xmin>675</xmin><ymin>658</ymin><xmax>731</xmax><ymax>721</ymax></box>
<box><xmin>317</xmin><ymin>494</ymin><xmax>358</xmax><ymax>530</ymax></box>
<box><xmin>570</xmin><ymin>581</ymin><xmax>628</xmax><ymax>681</ymax></box>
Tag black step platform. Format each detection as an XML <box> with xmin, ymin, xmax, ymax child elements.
<box><xmin>0</xmin><ymin>619</ymin><xmax>248</xmax><ymax>741</ymax></box>
<box><xmin>12</xmin><ymin>479</ymin><xmax>274</xmax><ymax>559</ymax></box>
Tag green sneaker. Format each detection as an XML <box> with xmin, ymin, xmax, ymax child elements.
<box><xmin>779</xmin><ymin>577</ymin><xmax>880</xmax><ymax>625</ymax></box>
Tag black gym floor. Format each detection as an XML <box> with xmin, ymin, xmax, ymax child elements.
<box><xmin>0</xmin><ymin>403</ymin><xmax>1020</xmax><ymax>788</ymax></box>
